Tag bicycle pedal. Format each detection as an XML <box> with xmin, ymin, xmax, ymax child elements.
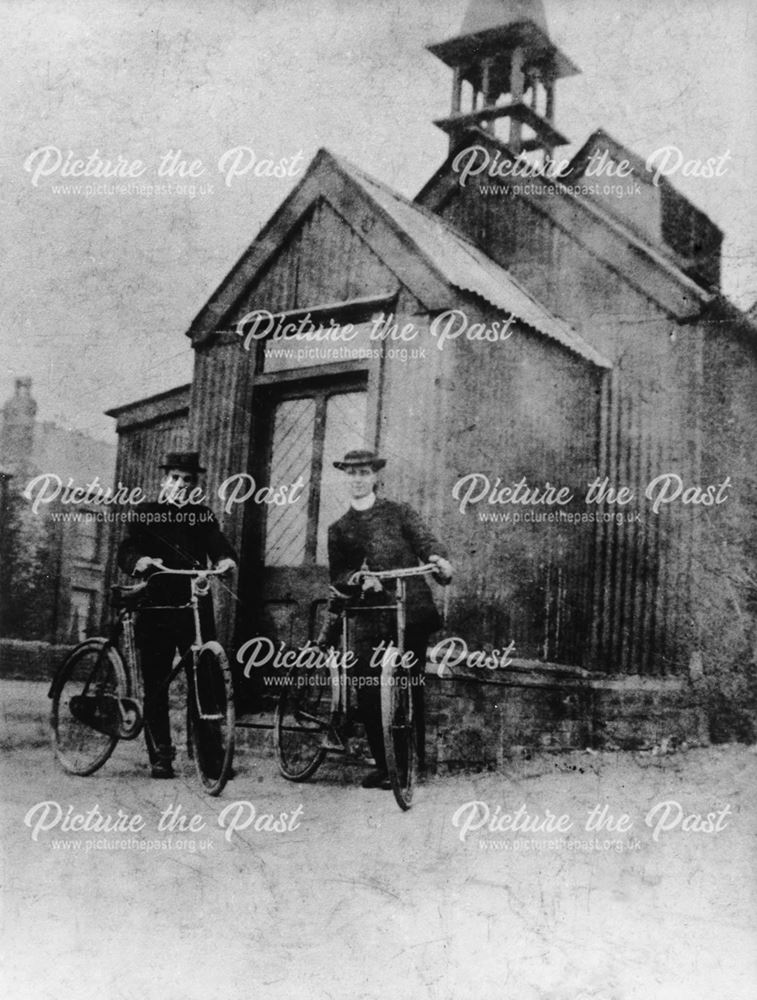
<box><xmin>320</xmin><ymin>730</ymin><xmax>347</xmax><ymax>753</ymax></box>
<box><xmin>117</xmin><ymin>698</ymin><xmax>143</xmax><ymax>739</ymax></box>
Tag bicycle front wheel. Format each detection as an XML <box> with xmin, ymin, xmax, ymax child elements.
<box><xmin>187</xmin><ymin>641</ymin><xmax>235</xmax><ymax>796</ymax></box>
<box><xmin>381</xmin><ymin>652</ymin><xmax>416</xmax><ymax>810</ymax></box>
<box><xmin>274</xmin><ymin>664</ymin><xmax>331</xmax><ymax>781</ymax></box>
<box><xmin>50</xmin><ymin>639</ymin><xmax>126</xmax><ymax>776</ymax></box>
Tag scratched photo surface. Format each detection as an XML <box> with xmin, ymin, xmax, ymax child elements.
<box><xmin>2</xmin><ymin>1</ymin><xmax>756</xmax><ymax>998</ymax></box>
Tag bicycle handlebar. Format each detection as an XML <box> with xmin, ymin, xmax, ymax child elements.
<box><xmin>111</xmin><ymin>567</ymin><xmax>227</xmax><ymax>611</ymax></box>
<box><xmin>147</xmin><ymin>567</ymin><xmax>227</xmax><ymax>577</ymax></box>
<box><xmin>349</xmin><ymin>563</ymin><xmax>438</xmax><ymax>584</ymax></box>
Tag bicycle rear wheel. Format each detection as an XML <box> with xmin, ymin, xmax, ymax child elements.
<box><xmin>381</xmin><ymin>652</ymin><xmax>416</xmax><ymax>810</ymax></box>
<box><xmin>187</xmin><ymin>641</ymin><xmax>235</xmax><ymax>796</ymax></box>
<box><xmin>50</xmin><ymin>639</ymin><xmax>126</xmax><ymax>776</ymax></box>
<box><xmin>274</xmin><ymin>664</ymin><xmax>331</xmax><ymax>781</ymax></box>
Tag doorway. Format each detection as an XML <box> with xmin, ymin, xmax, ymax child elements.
<box><xmin>237</xmin><ymin>372</ymin><xmax>369</xmax><ymax>698</ymax></box>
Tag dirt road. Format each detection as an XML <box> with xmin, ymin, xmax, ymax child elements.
<box><xmin>2</xmin><ymin>680</ymin><xmax>756</xmax><ymax>1000</ymax></box>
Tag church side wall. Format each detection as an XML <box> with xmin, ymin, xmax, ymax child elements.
<box><xmin>378</xmin><ymin>292</ymin><xmax>601</xmax><ymax>666</ymax></box>
<box><xmin>693</xmin><ymin>323</ymin><xmax>757</xmax><ymax>740</ymax></box>
<box><xmin>432</xmin><ymin>184</ymin><xmax>709</xmax><ymax>677</ymax></box>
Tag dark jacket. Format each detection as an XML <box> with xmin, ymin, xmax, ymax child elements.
<box><xmin>327</xmin><ymin>498</ymin><xmax>447</xmax><ymax>630</ymax></box>
<box><xmin>117</xmin><ymin>502</ymin><xmax>236</xmax><ymax>607</ymax></box>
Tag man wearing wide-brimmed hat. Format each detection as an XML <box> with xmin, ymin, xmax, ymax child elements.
<box><xmin>326</xmin><ymin>449</ymin><xmax>453</xmax><ymax>789</ymax></box>
<box><xmin>117</xmin><ymin>450</ymin><xmax>236</xmax><ymax>778</ymax></box>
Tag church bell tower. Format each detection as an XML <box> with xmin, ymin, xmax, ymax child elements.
<box><xmin>427</xmin><ymin>0</ymin><xmax>579</xmax><ymax>159</ymax></box>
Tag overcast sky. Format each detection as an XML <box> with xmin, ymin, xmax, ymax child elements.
<box><xmin>2</xmin><ymin>0</ymin><xmax>756</xmax><ymax>442</ymax></box>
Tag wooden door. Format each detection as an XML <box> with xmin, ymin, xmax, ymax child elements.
<box><xmin>237</xmin><ymin>374</ymin><xmax>368</xmax><ymax>699</ymax></box>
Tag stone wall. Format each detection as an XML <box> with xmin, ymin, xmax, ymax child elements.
<box><xmin>424</xmin><ymin>664</ymin><xmax>710</xmax><ymax>770</ymax></box>
<box><xmin>0</xmin><ymin>641</ymin><xmax>722</xmax><ymax>766</ymax></box>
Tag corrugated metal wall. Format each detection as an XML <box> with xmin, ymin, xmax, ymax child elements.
<box><xmin>434</xmin><ymin>182</ymin><xmax>706</xmax><ymax>675</ymax></box>
<box><xmin>113</xmin><ymin>415</ymin><xmax>189</xmax><ymax>500</ymax></box>
<box><xmin>590</xmin><ymin>368</ymin><xmax>696</xmax><ymax>675</ymax></box>
<box><xmin>232</xmin><ymin>198</ymin><xmax>398</xmax><ymax>316</ymax></box>
<box><xmin>430</xmin><ymin>301</ymin><xmax>601</xmax><ymax>666</ymax></box>
<box><xmin>189</xmin><ymin>341</ymin><xmax>252</xmax><ymax>643</ymax></box>
<box><xmin>103</xmin><ymin>404</ymin><xmax>189</xmax><ymax>623</ymax></box>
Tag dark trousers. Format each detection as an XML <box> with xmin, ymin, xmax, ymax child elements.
<box><xmin>349</xmin><ymin>612</ymin><xmax>429</xmax><ymax>773</ymax></box>
<box><xmin>136</xmin><ymin>601</ymin><xmax>215</xmax><ymax>761</ymax></box>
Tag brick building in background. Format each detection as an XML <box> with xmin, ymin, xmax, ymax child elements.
<box><xmin>106</xmin><ymin>0</ymin><xmax>757</xmax><ymax>760</ymax></box>
<box><xmin>0</xmin><ymin>377</ymin><xmax>116</xmax><ymax>646</ymax></box>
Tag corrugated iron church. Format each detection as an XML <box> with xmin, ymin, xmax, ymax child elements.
<box><xmin>107</xmin><ymin>0</ymin><xmax>757</xmax><ymax>761</ymax></box>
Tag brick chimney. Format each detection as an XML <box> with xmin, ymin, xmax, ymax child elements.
<box><xmin>0</xmin><ymin>377</ymin><xmax>38</xmax><ymax>478</ymax></box>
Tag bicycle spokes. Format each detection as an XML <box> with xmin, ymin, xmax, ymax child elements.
<box><xmin>51</xmin><ymin>642</ymin><xmax>127</xmax><ymax>776</ymax></box>
<box><xmin>187</xmin><ymin>642</ymin><xmax>235</xmax><ymax>796</ymax></box>
<box><xmin>193</xmin><ymin>651</ymin><xmax>227</xmax><ymax>721</ymax></box>
<box><xmin>381</xmin><ymin>660</ymin><xmax>416</xmax><ymax>810</ymax></box>
<box><xmin>275</xmin><ymin>665</ymin><xmax>332</xmax><ymax>781</ymax></box>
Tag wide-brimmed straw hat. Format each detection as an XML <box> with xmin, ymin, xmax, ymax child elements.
<box><xmin>333</xmin><ymin>449</ymin><xmax>386</xmax><ymax>471</ymax></box>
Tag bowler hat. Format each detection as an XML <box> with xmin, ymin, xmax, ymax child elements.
<box><xmin>333</xmin><ymin>449</ymin><xmax>386</xmax><ymax>471</ymax></box>
<box><xmin>160</xmin><ymin>451</ymin><xmax>206</xmax><ymax>474</ymax></box>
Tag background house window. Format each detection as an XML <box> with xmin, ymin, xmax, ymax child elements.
<box><xmin>71</xmin><ymin>513</ymin><xmax>100</xmax><ymax>563</ymax></box>
<box><xmin>69</xmin><ymin>588</ymin><xmax>95</xmax><ymax>641</ymax></box>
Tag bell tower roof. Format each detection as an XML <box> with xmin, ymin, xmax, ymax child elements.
<box><xmin>460</xmin><ymin>0</ymin><xmax>548</xmax><ymax>38</ymax></box>
<box><xmin>428</xmin><ymin>1</ymin><xmax>578</xmax><ymax>82</ymax></box>
<box><xmin>427</xmin><ymin>0</ymin><xmax>579</xmax><ymax>155</ymax></box>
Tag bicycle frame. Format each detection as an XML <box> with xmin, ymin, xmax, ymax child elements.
<box><xmin>50</xmin><ymin>566</ymin><xmax>234</xmax><ymax>793</ymax></box>
<box><xmin>88</xmin><ymin>568</ymin><xmax>227</xmax><ymax>731</ymax></box>
<box><xmin>134</xmin><ymin>568</ymin><xmax>227</xmax><ymax>722</ymax></box>
<box><xmin>347</xmin><ymin>563</ymin><xmax>439</xmax><ymax>809</ymax></box>
<box><xmin>346</xmin><ymin>562</ymin><xmax>439</xmax><ymax>657</ymax></box>
<box><xmin>117</xmin><ymin>604</ymin><xmax>143</xmax><ymax>707</ymax></box>
<box><xmin>331</xmin><ymin>565</ymin><xmax>436</xmax><ymax>717</ymax></box>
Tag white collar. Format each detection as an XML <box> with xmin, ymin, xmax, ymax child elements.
<box><xmin>351</xmin><ymin>492</ymin><xmax>376</xmax><ymax>512</ymax></box>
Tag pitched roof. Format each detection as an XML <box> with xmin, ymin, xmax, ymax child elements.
<box><xmin>331</xmin><ymin>153</ymin><xmax>611</xmax><ymax>368</ymax></box>
<box><xmin>187</xmin><ymin>148</ymin><xmax>609</xmax><ymax>368</ymax></box>
<box><xmin>106</xmin><ymin>383</ymin><xmax>192</xmax><ymax>430</ymax></box>
<box><xmin>416</xmin><ymin>126</ymin><xmax>715</xmax><ymax>317</ymax></box>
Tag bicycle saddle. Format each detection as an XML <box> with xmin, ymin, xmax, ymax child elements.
<box><xmin>110</xmin><ymin>582</ymin><xmax>149</xmax><ymax>610</ymax></box>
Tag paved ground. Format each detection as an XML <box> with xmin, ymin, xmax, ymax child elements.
<box><xmin>1</xmin><ymin>679</ymin><xmax>756</xmax><ymax>1000</ymax></box>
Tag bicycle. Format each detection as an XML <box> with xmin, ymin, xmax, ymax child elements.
<box><xmin>274</xmin><ymin>563</ymin><xmax>439</xmax><ymax>811</ymax></box>
<box><xmin>49</xmin><ymin>567</ymin><xmax>235</xmax><ymax>796</ymax></box>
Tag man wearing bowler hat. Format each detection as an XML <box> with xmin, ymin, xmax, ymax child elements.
<box><xmin>117</xmin><ymin>451</ymin><xmax>237</xmax><ymax>778</ymax></box>
<box><xmin>326</xmin><ymin>449</ymin><xmax>452</xmax><ymax>789</ymax></box>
